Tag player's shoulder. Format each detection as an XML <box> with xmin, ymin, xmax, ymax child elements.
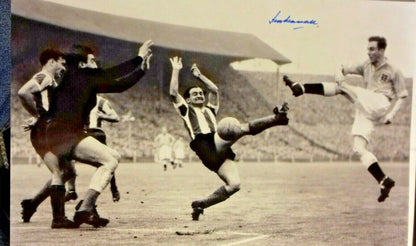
<box><xmin>32</xmin><ymin>71</ymin><xmax>52</xmax><ymax>83</ymax></box>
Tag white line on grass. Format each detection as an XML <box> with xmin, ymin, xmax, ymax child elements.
<box><xmin>13</xmin><ymin>226</ymin><xmax>270</xmax><ymax>245</ymax></box>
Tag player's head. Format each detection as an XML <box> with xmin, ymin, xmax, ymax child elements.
<box><xmin>39</xmin><ymin>49</ymin><xmax>66</xmax><ymax>74</ymax></box>
<box><xmin>70</xmin><ymin>44</ymin><xmax>98</xmax><ymax>69</ymax></box>
<box><xmin>367</xmin><ymin>36</ymin><xmax>386</xmax><ymax>65</ymax></box>
<box><xmin>184</xmin><ymin>86</ymin><xmax>205</xmax><ymax>107</ymax></box>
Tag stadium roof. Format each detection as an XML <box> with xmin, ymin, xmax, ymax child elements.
<box><xmin>11</xmin><ymin>0</ymin><xmax>291</xmax><ymax>65</ymax></box>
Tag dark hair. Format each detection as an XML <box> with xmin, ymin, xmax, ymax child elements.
<box><xmin>39</xmin><ymin>49</ymin><xmax>64</xmax><ymax>66</ymax></box>
<box><xmin>71</xmin><ymin>44</ymin><xmax>94</xmax><ymax>63</ymax></box>
<box><xmin>64</xmin><ymin>44</ymin><xmax>95</xmax><ymax>71</ymax></box>
<box><xmin>184</xmin><ymin>86</ymin><xmax>204</xmax><ymax>99</ymax></box>
<box><xmin>368</xmin><ymin>36</ymin><xmax>387</xmax><ymax>50</ymax></box>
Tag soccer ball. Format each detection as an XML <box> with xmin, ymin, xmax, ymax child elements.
<box><xmin>217</xmin><ymin>117</ymin><xmax>241</xmax><ymax>141</ymax></box>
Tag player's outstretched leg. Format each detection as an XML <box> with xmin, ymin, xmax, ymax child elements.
<box><xmin>247</xmin><ymin>102</ymin><xmax>289</xmax><ymax>136</ymax></box>
<box><xmin>110</xmin><ymin>174</ymin><xmax>120</xmax><ymax>202</ymax></box>
<box><xmin>21</xmin><ymin>179</ymin><xmax>52</xmax><ymax>222</ymax></box>
<box><xmin>283</xmin><ymin>75</ymin><xmax>338</xmax><ymax>97</ymax></box>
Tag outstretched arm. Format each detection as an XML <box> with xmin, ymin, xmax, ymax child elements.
<box><xmin>191</xmin><ymin>64</ymin><xmax>219</xmax><ymax>107</ymax></box>
<box><xmin>96</xmin><ymin>40</ymin><xmax>154</xmax><ymax>93</ymax></box>
<box><xmin>169</xmin><ymin>56</ymin><xmax>183</xmax><ymax>104</ymax></box>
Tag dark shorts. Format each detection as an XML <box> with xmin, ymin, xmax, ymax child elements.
<box><xmin>31</xmin><ymin>117</ymin><xmax>87</xmax><ymax>158</ymax></box>
<box><xmin>86</xmin><ymin>128</ymin><xmax>107</xmax><ymax>145</ymax></box>
<box><xmin>190</xmin><ymin>133</ymin><xmax>236</xmax><ymax>172</ymax></box>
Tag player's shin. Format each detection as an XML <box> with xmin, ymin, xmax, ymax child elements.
<box><xmin>303</xmin><ymin>82</ymin><xmax>337</xmax><ymax>96</ymax></box>
<box><xmin>248</xmin><ymin>114</ymin><xmax>288</xmax><ymax>135</ymax></box>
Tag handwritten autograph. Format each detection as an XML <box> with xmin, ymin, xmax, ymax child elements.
<box><xmin>269</xmin><ymin>10</ymin><xmax>318</xmax><ymax>29</ymax></box>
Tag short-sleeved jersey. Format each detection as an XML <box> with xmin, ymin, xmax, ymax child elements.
<box><xmin>344</xmin><ymin>60</ymin><xmax>408</xmax><ymax>100</ymax></box>
<box><xmin>31</xmin><ymin>71</ymin><xmax>58</xmax><ymax>113</ymax></box>
<box><xmin>173</xmin><ymin>96</ymin><xmax>218</xmax><ymax>140</ymax></box>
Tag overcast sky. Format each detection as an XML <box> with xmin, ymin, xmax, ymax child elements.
<box><xmin>44</xmin><ymin>0</ymin><xmax>415</xmax><ymax>77</ymax></box>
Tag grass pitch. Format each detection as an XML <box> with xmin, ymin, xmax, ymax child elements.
<box><xmin>11</xmin><ymin>161</ymin><xmax>409</xmax><ymax>245</ymax></box>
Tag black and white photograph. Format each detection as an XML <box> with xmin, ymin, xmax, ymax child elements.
<box><xmin>8</xmin><ymin>0</ymin><xmax>415</xmax><ymax>245</ymax></box>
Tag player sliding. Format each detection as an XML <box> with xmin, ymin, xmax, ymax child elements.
<box><xmin>169</xmin><ymin>56</ymin><xmax>289</xmax><ymax>221</ymax></box>
<box><xmin>283</xmin><ymin>36</ymin><xmax>408</xmax><ymax>202</ymax></box>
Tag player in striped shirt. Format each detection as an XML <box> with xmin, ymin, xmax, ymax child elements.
<box><xmin>283</xmin><ymin>36</ymin><xmax>408</xmax><ymax>202</ymax></box>
<box><xmin>169</xmin><ymin>56</ymin><xmax>289</xmax><ymax>220</ymax></box>
<box><xmin>18</xmin><ymin>49</ymin><xmax>79</xmax><ymax>227</ymax></box>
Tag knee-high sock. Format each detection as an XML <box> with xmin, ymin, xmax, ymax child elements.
<box><xmin>304</xmin><ymin>83</ymin><xmax>337</xmax><ymax>96</ymax></box>
<box><xmin>31</xmin><ymin>179</ymin><xmax>52</xmax><ymax>208</ymax></box>
<box><xmin>79</xmin><ymin>189</ymin><xmax>100</xmax><ymax>212</ymax></box>
<box><xmin>199</xmin><ymin>186</ymin><xmax>236</xmax><ymax>209</ymax></box>
<box><xmin>248</xmin><ymin>114</ymin><xmax>288</xmax><ymax>135</ymax></box>
<box><xmin>110</xmin><ymin>175</ymin><xmax>118</xmax><ymax>192</ymax></box>
<box><xmin>50</xmin><ymin>185</ymin><xmax>66</xmax><ymax>219</ymax></box>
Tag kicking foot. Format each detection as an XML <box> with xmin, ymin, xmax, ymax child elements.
<box><xmin>191</xmin><ymin>201</ymin><xmax>204</xmax><ymax>221</ymax></box>
<box><xmin>273</xmin><ymin>102</ymin><xmax>289</xmax><ymax>125</ymax></box>
<box><xmin>21</xmin><ymin>199</ymin><xmax>36</xmax><ymax>223</ymax></box>
<box><xmin>378</xmin><ymin>177</ymin><xmax>395</xmax><ymax>202</ymax></box>
<box><xmin>64</xmin><ymin>190</ymin><xmax>78</xmax><ymax>202</ymax></box>
<box><xmin>283</xmin><ymin>75</ymin><xmax>304</xmax><ymax>97</ymax></box>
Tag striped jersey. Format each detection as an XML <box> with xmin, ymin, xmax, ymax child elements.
<box><xmin>344</xmin><ymin>59</ymin><xmax>408</xmax><ymax>100</ymax></box>
<box><xmin>30</xmin><ymin>71</ymin><xmax>58</xmax><ymax>113</ymax></box>
<box><xmin>88</xmin><ymin>96</ymin><xmax>114</xmax><ymax>128</ymax></box>
<box><xmin>173</xmin><ymin>96</ymin><xmax>218</xmax><ymax>140</ymax></box>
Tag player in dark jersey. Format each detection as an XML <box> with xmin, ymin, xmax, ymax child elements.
<box><xmin>169</xmin><ymin>57</ymin><xmax>289</xmax><ymax>220</ymax></box>
<box><xmin>30</xmin><ymin>40</ymin><xmax>153</xmax><ymax>228</ymax></box>
<box><xmin>65</xmin><ymin>95</ymin><xmax>121</xmax><ymax>202</ymax></box>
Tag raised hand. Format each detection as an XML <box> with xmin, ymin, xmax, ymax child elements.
<box><xmin>190</xmin><ymin>64</ymin><xmax>201</xmax><ymax>78</ymax></box>
<box><xmin>138</xmin><ymin>40</ymin><xmax>154</xmax><ymax>59</ymax></box>
<box><xmin>170</xmin><ymin>56</ymin><xmax>183</xmax><ymax>70</ymax></box>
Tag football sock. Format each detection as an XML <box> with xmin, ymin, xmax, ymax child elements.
<box><xmin>248</xmin><ymin>114</ymin><xmax>288</xmax><ymax>135</ymax></box>
<box><xmin>304</xmin><ymin>83</ymin><xmax>325</xmax><ymax>95</ymax></box>
<box><xmin>81</xmin><ymin>189</ymin><xmax>100</xmax><ymax>211</ymax></box>
<box><xmin>50</xmin><ymin>185</ymin><xmax>66</xmax><ymax>219</ymax></box>
<box><xmin>31</xmin><ymin>179</ymin><xmax>52</xmax><ymax>208</ymax></box>
<box><xmin>200</xmin><ymin>186</ymin><xmax>231</xmax><ymax>208</ymax></box>
<box><xmin>367</xmin><ymin>162</ymin><xmax>386</xmax><ymax>183</ymax></box>
<box><xmin>110</xmin><ymin>175</ymin><xmax>118</xmax><ymax>192</ymax></box>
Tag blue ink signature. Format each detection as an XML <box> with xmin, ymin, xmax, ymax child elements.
<box><xmin>269</xmin><ymin>10</ymin><xmax>318</xmax><ymax>30</ymax></box>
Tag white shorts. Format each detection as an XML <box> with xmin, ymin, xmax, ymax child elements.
<box><xmin>174</xmin><ymin>149</ymin><xmax>185</xmax><ymax>159</ymax></box>
<box><xmin>349</xmin><ymin>87</ymin><xmax>390</xmax><ymax>141</ymax></box>
<box><xmin>158</xmin><ymin>145</ymin><xmax>172</xmax><ymax>161</ymax></box>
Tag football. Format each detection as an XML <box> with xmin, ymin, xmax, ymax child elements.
<box><xmin>217</xmin><ymin>117</ymin><xmax>241</xmax><ymax>140</ymax></box>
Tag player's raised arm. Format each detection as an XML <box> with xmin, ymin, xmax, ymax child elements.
<box><xmin>169</xmin><ymin>56</ymin><xmax>183</xmax><ymax>104</ymax></box>
<box><xmin>96</xmin><ymin>40</ymin><xmax>153</xmax><ymax>93</ymax></box>
<box><xmin>191</xmin><ymin>64</ymin><xmax>219</xmax><ymax>107</ymax></box>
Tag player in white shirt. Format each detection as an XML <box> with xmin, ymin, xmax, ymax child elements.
<box><xmin>283</xmin><ymin>36</ymin><xmax>407</xmax><ymax>202</ymax></box>
<box><xmin>154</xmin><ymin>126</ymin><xmax>175</xmax><ymax>171</ymax></box>
<box><xmin>173</xmin><ymin>136</ymin><xmax>186</xmax><ymax>168</ymax></box>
